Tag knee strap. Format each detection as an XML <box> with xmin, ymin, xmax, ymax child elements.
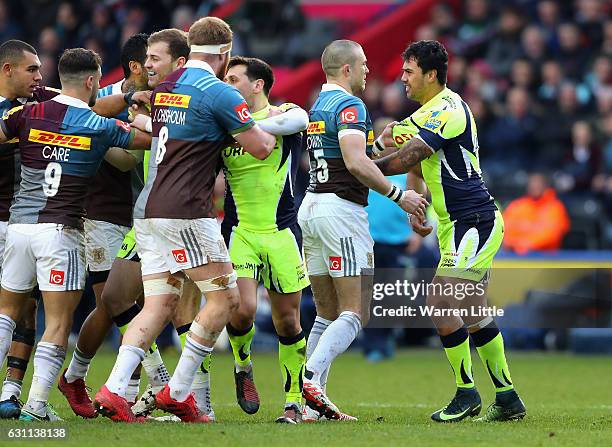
<box><xmin>143</xmin><ymin>276</ymin><xmax>184</xmax><ymax>297</ymax></box>
<box><xmin>195</xmin><ymin>271</ymin><xmax>237</xmax><ymax>293</ymax></box>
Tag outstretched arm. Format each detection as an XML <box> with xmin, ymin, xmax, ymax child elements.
<box><xmin>374</xmin><ymin>137</ymin><xmax>434</xmax><ymax>176</ymax></box>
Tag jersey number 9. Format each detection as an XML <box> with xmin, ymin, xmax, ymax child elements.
<box><xmin>43</xmin><ymin>162</ymin><xmax>62</xmax><ymax>197</ymax></box>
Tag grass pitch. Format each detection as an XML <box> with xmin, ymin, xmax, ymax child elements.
<box><xmin>0</xmin><ymin>349</ymin><xmax>610</xmax><ymax>446</ymax></box>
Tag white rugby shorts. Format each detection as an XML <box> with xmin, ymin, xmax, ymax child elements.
<box><xmin>298</xmin><ymin>192</ymin><xmax>374</xmax><ymax>277</ymax></box>
<box><xmin>84</xmin><ymin>219</ymin><xmax>130</xmax><ymax>272</ymax></box>
<box><xmin>0</xmin><ymin>220</ymin><xmax>7</xmax><ymax>272</ymax></box>
<box><xmin>1</xmin><ymin>223</ymin><xmax>86</xmax><ymax>292</ymax></box>
<box><xmin>134</xmin><ymin>217</ymin><xmax>231</xmax><ymax>276</ymax></box>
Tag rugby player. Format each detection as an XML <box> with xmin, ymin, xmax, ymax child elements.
<box><xmin>58</xmin><ymin>33</ymin><xmax>153</xmax><ymax>418</ymax></box>
<box><xmin>222</xmin><ymin>56</ymin><xmax>309</xmax><ymax>423</ymax></box>
<box><xmin>0</xmin><ymin>40</ymin><xmax>59</xmax><ymax>419</ymax></box>
<box><xmin>375</xmin><ymin>40</ymin><xmax>526</xmax><ymax>422</ymax></box>
<box><xmin>0</xmin><ymin>48</ymin><xmax>151</xmax><ymax>421</ymax></box>
<box><xmin>95</xmin><ymin>17</ymin><xmax>276</xmax><ymax>423</ymax></box>
<box><xmin>298</xmin><ymin>39</ymin><xmax>427</xmax><ymax>420</ymax></box>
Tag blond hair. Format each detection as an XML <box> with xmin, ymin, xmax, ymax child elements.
<box><xmin>188</xmin><ymin>17</ymin><xmax>232</xmax><ymax>47</ymax></box>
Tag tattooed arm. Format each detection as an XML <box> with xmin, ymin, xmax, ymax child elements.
<box><xmin>374</xmin><ymin>137</ymin><xmax>434</xmax><ymax>175</ymax></box>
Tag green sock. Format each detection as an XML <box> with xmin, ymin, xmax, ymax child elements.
<box><xmin>278</xmin><ymin>332</ymin><xmax>306</xmax><ymax>405</ymax></box>
<box><xmin>227</xmin><ymin>323</ymin><xmax>255</xmax><ymax>369</ymax></box>
<box><xmin>472</xmin><ymin>326</ymin><xmax>514</xmax><ymax>393</ymax></box>
<box><xmin>441</xmin><ymin>328</ymin><xmax>474</xmax><ymax>389</ymax></box>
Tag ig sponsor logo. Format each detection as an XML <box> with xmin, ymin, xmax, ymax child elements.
<box><xmin>329</xmin><ymin>256</ymin><xmax>342</xmax><ymax>271</ymax></box>
<box><xmin>49</xmin><ymin>269</ymin><xmax>65</xmax><ymax>285</ymax></box>
<box><xmin>234</xmin><ymin>102</ymin><xmax>251</xmax><ymax>123</ymax></box>
<box><xmin>172</xmin><ymin>249</ymin><xmax>188</xmax><ymax>264</ymax></box>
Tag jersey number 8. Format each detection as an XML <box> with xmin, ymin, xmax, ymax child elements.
<box><xmin>43</xmin><ymin>162</ymin><xmax>62</xmax><ymax>197</ymax></box>
<box><xmin>155</xmin><ymin>125</ymin><xmax>169</xmax><ymax>164</ymax></box>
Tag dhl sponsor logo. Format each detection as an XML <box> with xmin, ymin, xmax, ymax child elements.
<box><xmin>367</xmin><ymin>130</ymin><xmax>374</xmax><ymax>145</ymax></box>
<box><xmin>307</xmin><ymin>121</ymin><xmax>325</xmax><ymax>134</ymax></box>
<box><xmin>154</xmin><ymin>93</ymin><xmax>191</xmax><ymax>108</ymax></box>
<box><xmin>28</xmin><ymin>129</ymin><xmax>91</xmax><ymax>150</ymax></box>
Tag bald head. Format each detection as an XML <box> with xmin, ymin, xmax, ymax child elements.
<box><xmin>321</xmin><ymin>40</ymin><xmax>363</xmax><ymax>77</ymax></box>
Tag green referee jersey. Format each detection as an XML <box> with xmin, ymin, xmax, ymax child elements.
<box><xmin>222</xmin><ymin>103</ymin><xmax>304</xmax><ymax>233</ymax></box>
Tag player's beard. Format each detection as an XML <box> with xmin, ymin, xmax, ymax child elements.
<box><xmin>88</xmin><ymin>89</ymin><xmax>97</xmax><ymax>107</ymax></box>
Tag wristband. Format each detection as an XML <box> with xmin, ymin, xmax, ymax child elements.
<box><xmin>386</xmin><ymin>184</ymin><xmax>403</xmax><ymax>203</ymax></box>
<box><xmin>372</xmin><ymin>136</ymin><xmax>385</xmax><ymax>156</ymax></box>
<box><xmin>123</xmin><ymin>91</ymin><xmax>135</xmax><ymax>106</ymax></box>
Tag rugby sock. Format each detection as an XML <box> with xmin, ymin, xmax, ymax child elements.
<box><xmin>306</xmin><ymin>316</ymin><xmax>332</xmax><ymax>391</ymax></box>
<box><xmin>105</xmin><ymin>345</ymin><xmax>145</xmax><ymax>397</ymax></box>
<box><xmin>125</xmin><ymin>371</ymin><xmax>141</xmax><ymax>403</ymax></box>
<box><xmin>440</xmin><ymin>327</ymin><xmax>474</xmax><ymax>389</ymax></box>
<box><xmin>0</xmin><ymin>379</ymin><xmax>22</xmax><ymax>401</ymax></box>
<box><xmin>168</xmin><ymin>335</ymin><xmax>212</xmax><ymax>402</ymax></box>
<box><xmin>64</xmin><ymin>347</ymin><xmax>93</xmax><ymax>383</ymax></box>
<box><xmin>141</xmin><ymin>344</ymin><xmax>170</xmax><ymax>387</ymax></box>
<box><xmin>227</xmin><ymin>323</ymin><xmax>255</xmax><ymax>372</ymax></box>
<box><xmin>305</xmin><ymin>311</ymin><xmax>361</xmax><ymax>385</ymax></box>
<box><xmin>279</xmin><ymin>331</ymin><xmax>306</xmax><ymax>404</ymax></box>
<box><xmin>471</xmin><ymin>322</ymin><xmax>514</xmax><ymax>393</ymax></box>
<box><xmin>112</xmin><ymin>304</ymin><xmax>141</xmax><ymax>335</ymax></box>
<box><xmin>1</xmin><ymin>324</ymin><xmax>35</xmax><ymax>400</ymax></box>
<box><xmin>0</xmin><ymin>315</ymin><xmax>16</xmax><ymax>366</ymax></box>
<box><xmin>25</xmin><ymin>342</ymin><xmax>66</xmax><ymax>412</ymax></box>
<box><xmin>176</xmin><ymin>323</ymin><xmax>212</xmax><ymax>413</ymax></box>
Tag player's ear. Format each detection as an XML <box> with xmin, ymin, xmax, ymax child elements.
<box><xmin>254</xmin><ymin>78</ymin><xmax>264</xmax><ymax>94</ymax></box>
<box><xmin>2</xmin><ymin>63</ymin><xmax>11</xmax><ymax>77</ymax></box>
<box><xmin>85</xmin><ymin>75</ymin><xmax>94</xmax><ymax>90</ymax></box>
<box><xmin>175</xmin><ymin>56</ymin><xmax>187</xmax><ymax>69</ymax></box>
<box><xmin>129</xmin><ymin>61</ymin><xmax>141</xmax><ymax>76</ymax></box>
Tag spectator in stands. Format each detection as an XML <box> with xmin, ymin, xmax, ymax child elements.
<box><xmin>509</xmin><ymin>58</ymin><xmax>538</xmax><ymax>95</ymax></box>
<box><xmin>558</xmin><ymin>121</ymin><xmax>602</xmax><ymax>193</ymax></box>
<box><xmin>575</xmin><ymin>0</ymin><xmax>604</xmax><ymax>48</ymax></box>
<box><xmin>452</xmin><ymin>0</ymin><xmax>495</xmax><ymax>58</ymax></box>
<box><xmin>78</xmin><ymin>4</ymin><xmax>120</xmax><ymax>67</ymax></box>
<box><xmin>447</xmin><ymin>55</ymin><xmax>467</xmax><ymax>93</ymax></box>
<box><xmin>602</xmin><ymin>19</ymin><xmax>612</xmax><ymax>56</ymax></box>
<box><xmin>484</xmin><ymin>87</ymin><xmax>538</xmax><ymax>171</ymax></box>
<box><xmin>0</xmin><ymin>0</ymin><xmax>22</xmax><ymax>42</ymax></box>
<box><xmin>55</xmin><ymin>2</ymin><xmax>80</xmax><ymax>50</ymax></box>
<box><xmin>430</xmin><ymin>2</ymin><xmax>456</xmax><ymax>43</ymax></box>
<box><xmin>503</xmin><ymin>172</ymin><xmax>570</xmax><ymax>254</ymax></box>
<box><xmin>536</xmin><ymin>0</ymin><xmax>562</xmax><ymax>48</ymax></box>
<box><xmin>486</xmin><ymin>5</ymin><xmax>526</xmax><ymax>78</ymax></box>
<box><xmin>521</xmin><ymin>24</ymin><xmax>548</xmax><ymax>67</ymax></box>
<box><xmin>538</xmin><ymin>59</ymin><xmax>564</xmax><ymax>106</ymax></box>
<box><xmin>592</xmin><ymin>113</ymin><xmax>612</xmax><ymax>217</ymax></box>
<box><xmin>555</xmin><ymin>22</ymin><xmax>590</xmax><ymax>81</ymax></box>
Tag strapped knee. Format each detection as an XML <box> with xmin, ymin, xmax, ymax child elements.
<box><xmin>143</xmin><ymin>276</ymin><xmax>184</xmax><ymax>298</ymax></box>
<box><xmin>189</xmin><ymin>321</ymin><xmax>221</xmax><ymax>344</ymax></box>
<box><xmin>195</xmin><ymin>271</ymin><xmax>237</xmax><ymax>293</ymax></box>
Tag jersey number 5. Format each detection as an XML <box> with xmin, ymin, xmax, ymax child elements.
<box><xmin>314</xmin><ymin>149</ymin><xmax>329</xmax><ymax>183</ymax></box>
<box><xmin>43</xmin><ymin>162</ymin><xmax>62</xmax><ymax>197</ymax></box>
<box><xmin>155</xmin><ymin>125</ymin><xmax>169</xmax><ymax>164</ymax></box>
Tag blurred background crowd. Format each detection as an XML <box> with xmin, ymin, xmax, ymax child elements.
<box><xmin>0</xmin><ymin>0</ymin><xmax>609</xmax><ymax>356</ymax></box>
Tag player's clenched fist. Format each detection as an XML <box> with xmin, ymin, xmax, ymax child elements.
<box><xmin>409</xmin><ymin>213</ymin><xmax>433</xmax><ymax>237</ymax></box>
<box><xmin>398</xmin><ymin>190</ymin><xmax>428</xmax><ymax>219</ymax></box>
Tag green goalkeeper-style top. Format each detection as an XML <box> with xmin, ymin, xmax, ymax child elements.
<box><xmin>392</xmin><ymin>87</ymin><xmax>496</xmax><ymax>224</ymax></box>
<box><xmin>222</xmin><ymin>103</ymin><xmax>305</xmax><ymax>233</ymax></box>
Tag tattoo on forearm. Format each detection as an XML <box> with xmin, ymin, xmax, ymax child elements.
<box><xmin>375</xmin><ymin>138</ymin><xmax>432</xmax><ymax>175</ymax></box>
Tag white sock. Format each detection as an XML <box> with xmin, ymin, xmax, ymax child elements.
<box><xmin>105</xmin><ymin>345</ymin><xmax>145</xmax><ymax>397</ymax></box>
<box><xmin>306</xmin><ymin>316</ymin><xmax>332</xmax><ymax>390</ymax></box>
<box><xmin>192</xmin><ymin>369</ymin><xmax>212</xmax><ymax>414</ymax></box>
<box><xmin>141</xmin><ymin>347</ymin><xmax>170</xmax><ymax>387</ymax></box>
<box><xmin>1</xmin><ymin>379</ymin><xmax>22</xmax><ymax>401</ymax></box>
<box><xmin>168</xmin><ymin>336</ymin><xmax>212</xmax><ymax>402</ymax></box>
<box><xmin>0</xmin><ymin>315</ymin><xmax>16</xmax><ymax>365</ymax></box>
<box><xmin>64</xmin><ymin>347</ymin><xmax>93</xmax><ymax>383</ymax></box>
<box><xmin>125</xmin><ymin>376</ymin><xmax>141</xmax><ymax>403</ymax></box>
<box><xmin>306</xmin><ymin>311</ymin><xmax>361</xmax><ymax>385</ymax></box>
<box><xmin>25</xmin><ymin>342</ymin><xmax>66</xmax><ymax>412</ymax></box>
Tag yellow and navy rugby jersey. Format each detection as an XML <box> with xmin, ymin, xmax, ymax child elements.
<box><xmin>392</xmin><ymin>87</ymin><xmax>496</xmax><ymax>223</ymax></box>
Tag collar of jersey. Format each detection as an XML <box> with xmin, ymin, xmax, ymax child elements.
<box><xmin>184</xmin><ymin>59</ymin><xmax>215</xmax><ymax>75</ymax></box>
<box><xmin>321</xmin><ymin>83</ymin><xmax>351</xmax><ymax>95</ymax></box>
<box><xmin>251</xmin><ymin>104</ymin><xmax>271</xmax><ymax>121</ymax></box>
<box><xmin>52</xmin><ymin>94</ymin><xmax>89</xmax><ymax>109</ymax></box>
<box><xmin>420</xmin><ymin>87</ymin><xmax>451</xmax><ymax>110</ymax></box>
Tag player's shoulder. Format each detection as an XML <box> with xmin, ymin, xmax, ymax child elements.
<box><xmin>32</xmin><ymin>86</ymin><xmax>60</xmax><ymax>102</ymax></box>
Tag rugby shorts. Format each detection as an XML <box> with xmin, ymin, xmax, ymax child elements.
<box><xmin>134</xmin><ymin>217</ymin><xmax>231</xmax><ymax>276</ymax></box>
<box><xmin>84</xmin><ymin>219</ymin><xmax>130</xmax><ymax>272</ymax></box>
<box><xmin>436</xmin><ymin>210</ymin><xmax>504</xmax><ymax>282</ymax></box>
<box><xmin>223</xmin><ymin>224</ymin><xmax>310</xmax><ymax>294</ymax></box>
<box><xmin>298</xmin><ymin>192</ymin><xmax>374</xmax><ymax>278</ymax></box>
<box><xmin>1</xmin><ymin>223</ymin><xmax>86</xmax><ymax>292</ymax></box>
